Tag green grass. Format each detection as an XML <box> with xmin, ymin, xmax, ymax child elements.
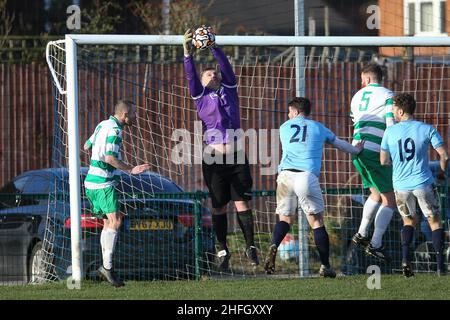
<box><xmin>1</xmin><ymin>275</ymin><xmax>449</xmax><ymax>300</ymax></box>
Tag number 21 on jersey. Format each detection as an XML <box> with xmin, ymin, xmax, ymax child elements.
<box><xmin>290</xmin><ymin>124</ymin><xmax>307</xmax><ymax>143</ymax></box>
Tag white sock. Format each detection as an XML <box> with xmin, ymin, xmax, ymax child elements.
<box><xmin>358</xmin><ymin>197</ymin><xmax>380</xmax><ymax>237</ymax></box>
<box><xmin>102</xmin><ymin>228</ymin><xmax>118</xmax><ymax>270</ymax></box>
<box><xmin>100</xmin><ymin>229</ymin><xmax>106</xmax><ymax>256</ymax></box>
<box><xmin>371</xmin><ymin>206</ymin><xmax>394</xmax><ymax>248</ymax></box>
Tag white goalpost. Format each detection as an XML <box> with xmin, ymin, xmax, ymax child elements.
<box><xmin>46</xmin><ymin>34</ymin><xmax>450</xmax><ymax>283</ymax></box>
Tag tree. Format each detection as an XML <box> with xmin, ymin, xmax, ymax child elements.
<box><xmin>46</xmin><ymin>0</ymin><xmax>73</xmax><ymax>35</ymax></box>
<box><xmin>129</xmin><ymin>0</ymin><xmax>219</xmax><ymax>35</ymax></box>
<box><xmin>78</xmin><ymin>0</ymin><xmax>123</xmax><ymax>34</ymax></box>
<box><xmin>0</xmin><ymin>0</ymin><xmax>15</xmax><ymax>47</ymax></box>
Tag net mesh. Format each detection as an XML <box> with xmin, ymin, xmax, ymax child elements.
<box><xmin>40</xmin><ymin>42</ymin><xmax>450</xmax><ymax>283</ymax></box>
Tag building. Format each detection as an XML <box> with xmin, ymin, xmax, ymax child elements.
<box><xmin>379</xmin><ymin>0</ymin><xmax>450</xmax><ymax>56</ymax></box>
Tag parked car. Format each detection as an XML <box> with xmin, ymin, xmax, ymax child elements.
<box><xmin>0</xmin><ymin>168</ymin><xmax>214</xmax><ymax>284</ymax></box>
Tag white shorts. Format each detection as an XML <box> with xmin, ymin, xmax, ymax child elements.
<box><xmin>394</xmin><ymin>184</ymin><xmax>441</xmax><ymax>219</ymax></box>
<box><xmin>275</xmin><ymin>170</ymin><xmax>324</xmax><ymax>216</ymax></box>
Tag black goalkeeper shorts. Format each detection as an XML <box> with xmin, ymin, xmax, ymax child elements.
<box><xmin>202</xmin><ymin>151</ymin><xmax>253</xmax><ymax>209</ymax></box>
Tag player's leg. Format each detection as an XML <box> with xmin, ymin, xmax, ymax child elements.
<box><xmin>352</xmin><ymin>154</ymin><xmax>381</xmax><ymax>247</ymax></box>
<box><xmin>92</xmin><ymin>186</ymin><xmax>124</xmax><ymax>287</ymax></box>
<box><xmin>415</xmin><ymin>185</ymin><xmax>446</xmax><ymax>275</ymax></box>
<box><xmin>361</xmin><ymin>156</ymin><xmax>395</xmax><ymax>259</ymax></box>
<box><xmin>305</xmin><ymin>213</ymin><xmax>335</xmax><ymax>278</ymax></box>
<box><xmin>102</xmin><ymin>211</ymin><xmax>122</xmax><ymax>267</ymax></box>
<box><xmin>264</xmin><ymin>171</ymin><xmax>297</xmax><ymax>274</ymax></box>
<box><xmin>368</xmin><ymin>190</ymin><xmax>395</xmax><ymax>252</ymax></box>
<box><xmin>353</xmin><ymin>187</ymin><xmax>381</xmax><ymax>247</ymax></box>
<box><xmin>212</xmin><ymin>205</ymin><xmax>231</xmax><ymax>272</ymax></box>
<box><xmin>202</xmin><ymin>161</ymin><xmax>232</xmax><ymax>272</ymax></box>
<box><xmin>396</xmin><ymin>190</ymin><xmax>416</xmax><ymax>278</ymax></box>
<box><xmin>230</xmin><ymin>156</ymin><xmax>258</xmax><ymax>265</ymax></box>
<box><xmin>86</xmin><ymin>188</ymin><xmax>108</xmax><ymax>265</ymax></box>
<box><xmin>296</xmin><ymin>171</ymin><xmax>336</xmax><ymax>278</ymax></box>
<box><xmin>428</xmin><ymin>215</ymin><xmax>445</xmax><ymax>276</ymax></box>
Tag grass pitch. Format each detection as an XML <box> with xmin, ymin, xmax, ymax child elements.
<box><xmin>0</xmin><ymin>274</ymin><xmax>449</xmax><ymax>300</ymax></box>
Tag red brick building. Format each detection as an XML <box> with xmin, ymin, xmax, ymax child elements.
<box><xmin>379</xmin><ymin>0</ymin><xmax>450</xmax><ymax>56</ymax></box>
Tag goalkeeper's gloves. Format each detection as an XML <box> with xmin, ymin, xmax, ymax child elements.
<box><xmin>183</xmin><ymin>29</ymin><xmax>193</xmax><ymax>57</ymax></box>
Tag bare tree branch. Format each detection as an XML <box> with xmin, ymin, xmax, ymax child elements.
<box><xmin>129</xmin><ymin>0</ymin><xmax>220</xmax><ymax>35</ymax></box>
<box><xmin>0</xmin><ymin>0</ymin><xmax>15</xmax><ymax>48</ymax></box>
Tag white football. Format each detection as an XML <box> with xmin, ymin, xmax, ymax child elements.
<box><xmin>192</xmin><ymin>25</ymin><xmax>216</xmax><ymax>50</ymax></box>
<box><xmin>278</xmin><ymin>233</ymin><xmax>299</xmax><ymax>261</ymax></box>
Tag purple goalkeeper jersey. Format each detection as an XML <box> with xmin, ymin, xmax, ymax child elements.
<box><xmin>184</xmin><ymin>47</ymin><xmax>241</xmax><ymax>145</ymax></box>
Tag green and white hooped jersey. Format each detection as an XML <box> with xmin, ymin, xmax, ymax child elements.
<box><xmin>350</xmin><ymin>83</ymin><xmax>394</xmax><ymax>154</ymax></box>
<box><xmin>84</xmin><ymin>116</ymin><xmax>123</xmax><ymax>190</ymax></box>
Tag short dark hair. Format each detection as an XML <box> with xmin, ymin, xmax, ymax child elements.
<box><xmin>393</xmin><ymin>93</ymin><xmax>416</xmax><ymax>115</ymax></box>
<box><xmin>288</xmin><ymin>97</ymin><xmax>311</xmax><ymax>115</ymax></box>
<box><xmin>114</xmin><ymin>100</ymin><xmax>134</xmax><ymax>114</ymax></box>
<box><xmin>361</xmin><ymin>64</ymin><xmax>383</xmax><ymax>82</ymax></box>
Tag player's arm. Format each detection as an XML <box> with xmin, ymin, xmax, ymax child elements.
<box><xmin>105</xmin><ymin>155</ymin><xmax>150</xmax><ymax>175</ymax></box>
<box><xmin>103</xmin><ymin>129</ymin><xmax>150</xmax><ymax>175</ymax></box>
<box><xmin>435</xmin><ymin>146</ymin><xmax>449</xmax><ymax>179</ymax></box>
<box><xmin>430</xmin><ymin>126</ymin><xmax>448</xmax><ymax>178</ymax></box>
<box><xmin>380</xmin><ymin>130</ymin><xmax>391</xmax><ymax>165</ymax></box>
<box><xmin>380</xmin><ymin>150</ymin><xmax>392</xmax><ymax>166</ymax></box>
<box><xmin>83</xmin><ymin>140</ymin><xmax>92</xmax><ymax>151</ymax></box>
<box><xmin>330</xmin><ymin>137</ymin><xmax>363</xmax><ymax>154</ymax></box>
<box><xmin>324</xmin><ymin>126</ymin><xmax>363</xmax><ymax>154</ymax></box>
<box><xmin>385</xmin><ymin>96</ymin><xmax>395</xmax><ymax>127</ymax></box>
<box><xmin>182</xmin><ymin>29</ymin><xmax>203</xmax><ymax>98</ymax></box>
<box><xmin>83</xmin><ymin>134</ymin><xmax>94</xmax><ymax>151</ymax></box>
<box><xmin>210</xmin><ymin>46</ymin><xmax>237</xmax><ymax>87</ymax></box>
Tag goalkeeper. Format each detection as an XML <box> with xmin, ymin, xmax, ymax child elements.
<box><xmin>84</xmin><ymin>100</ymin><xmax>150</xmax><ymax>287</ymax></box>
<box><xmin>350</xmin><ymin>64</ymin><xmax>397</xmax><ymax>261</ymax></box>
<box><xmin>264</xmin><ymin>97</ymin><xmax>363</xmax><ymax>277</ymax></box>
<box><xmin>182</xmin><ymin>29</ymin><xmax>258</xmax><ymax>272</ymax></box>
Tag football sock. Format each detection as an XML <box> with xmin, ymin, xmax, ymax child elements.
<box><xmin>313</xmin><ymin>226</ymin><xmax>330</xmax><ymax>267</ymax></box>
<box><xmin>371</xmin><ymin>206</ymin><xmax>394</xmax><ymax>248</ymax></box>
<box><xmin>271</xmin><ymin>221</ymin><xmax>290</xmax><ymax>247</ymax></box>
<box><xmin>102</xmin><ymin>228</ymin><xmax>118</xmax><ymax>270</ymax></box>
<box><xmin>100</xmin><ymin>228</ymin><xmax>106</xmax><ymax>256</ymax></box>
<box><xmin>432</xmin><ymin>228</ymin><xmax>445</xmax><ymax>271</ymax></box>
<box><xmin>236</xmin><ymin>210</ymin><xmax>255</xmax><ymax>248</ymax></box>
<box><xmin>401</xmin><ymin>225</ymin><xmax>415</xmax><ymax>262</ymax></box>
<box><xmin>358</xmin><ymin>197</ymin><xmax>380</xmax><ymax>237</ymax></box>
<box><xmin>212</xmin><ymin>213</ymin><xmax>228</xmax><ymax>252</ymax></box>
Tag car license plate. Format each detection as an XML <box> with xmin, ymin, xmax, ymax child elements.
<box><xmin>129</xmin><ymin>219</ymin><xmax>173</xmax><ymax>231</ymax></box>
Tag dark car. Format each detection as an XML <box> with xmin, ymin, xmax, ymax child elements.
<box><xmin>0</xmin><ymin>168</ymin><xmax>214</xmax><ymax>284</ymax></box>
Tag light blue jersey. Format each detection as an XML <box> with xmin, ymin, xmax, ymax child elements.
<box><xmin>381</xmin><ymin>120</ymin><xmax>444</xmax><ymax>190</ymax></box>
<box><xmin>278</xmin><ymin>116</ymin><xmax>336</xmax><ymax>176</ymax></box>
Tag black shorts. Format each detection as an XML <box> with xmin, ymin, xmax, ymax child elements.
<box><xmin>202</xmin><ymin>151</ymin><xmax>253</xmax><ymax>209</ymax></box>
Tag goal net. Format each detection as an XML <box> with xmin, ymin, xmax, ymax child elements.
<box><xmin>42</xmin><ymin>35</ymin><xmax>450</xmax><ymax>283</ymax></box>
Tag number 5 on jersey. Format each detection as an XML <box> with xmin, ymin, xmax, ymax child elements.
<box><xmin>359</xmin><ymin>91</ymin><xmax>372</xmax><ymax>111</ymax></box>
